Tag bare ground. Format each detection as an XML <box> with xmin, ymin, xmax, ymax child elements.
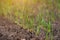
<box><xmin>0</xmin><ymin>17</ymin><xmax>60</xmax><ymax>40</ymax></box>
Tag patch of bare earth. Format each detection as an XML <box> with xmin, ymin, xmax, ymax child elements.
<box><xmin>0</xmin><ymin>17</ymin><xmax>46</xmax><ymax>40</ymax></box>
<box><xmin>52</xmin><ymin>20</ymin><xmax>60</xmax><ymax>40</ymax></box>
<box><xmin>0</xmin><ymin>16</ymin><xmax>60</xmax><ymax>40</ymax></box>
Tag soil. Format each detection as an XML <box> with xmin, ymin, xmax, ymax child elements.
<box><xmin>0</xmin><ymin>16</ymin><xmax>60</xmax><ymax>40</ymax></box>
<box><xmin>52</xmin><ymin>20</ymin><xmax>60</xmax><ymax>40</ymax></box>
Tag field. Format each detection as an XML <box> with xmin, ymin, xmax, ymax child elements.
<box><xmin>0</xmin><ymin>0</ymin><xmax>60</xmax><ymax>40</ymax></box>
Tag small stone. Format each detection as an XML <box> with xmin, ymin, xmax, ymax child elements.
<box><xmin>21</xmin><ymin>39</ymin><xmax>26</xmax><ymax>40</ymax></box>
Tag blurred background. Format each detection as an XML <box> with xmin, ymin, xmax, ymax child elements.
<box><xmin>0</xmin><ymin>0</ymin><xmax>60</xmax><ymax>40</ymax></box>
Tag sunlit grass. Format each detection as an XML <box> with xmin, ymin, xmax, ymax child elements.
<box><xmin>0</xmin><ymin>0</ymin><xmax>58</xmax><ymax>40</ymax></box>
